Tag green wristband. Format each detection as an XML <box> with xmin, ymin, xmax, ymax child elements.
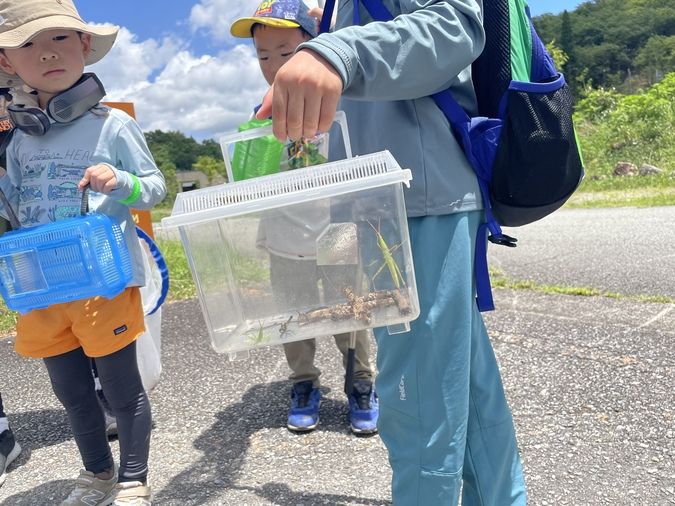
<box><xmin>119</xmin><ymin>174</ymin><xmax>141</xmax><ymax>206</ymax></box>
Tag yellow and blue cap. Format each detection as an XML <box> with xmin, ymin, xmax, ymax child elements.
<box><xmin>230</xmin><ymin>0</ymin><xmax>317</xmax><ymax>39</ymax></box>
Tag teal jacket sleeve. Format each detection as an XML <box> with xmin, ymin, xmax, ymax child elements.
<box><xmin>106</xmin><ymin>113</ymin><xmax>167</xmax><ymax>210</ymax></box>
<box><xmin>298</xmin><ymin>0</ymin><xmax>485</xmax><ymax>101</ymax></box>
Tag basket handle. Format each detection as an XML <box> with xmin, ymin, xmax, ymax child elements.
<box><xmin>80</xmin><ymin>185</ymin><xmax>89</xmax><ymax>216</ymax></box>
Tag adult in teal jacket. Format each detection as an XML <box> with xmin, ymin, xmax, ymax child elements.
<box><xmin>257</xmin><ymin>0</ymin><xmax>527</xmax><ymax>504</ymax></box>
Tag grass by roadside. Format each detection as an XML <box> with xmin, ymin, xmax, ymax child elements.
<box><xmin>567</xmin><ymin>187</ymin><xmax>675</xmax><ymax>208</ymax></box>
<box><xmin>0</xmin><ymin>309</ymin><xmax>16</xmax><ymax>337</ymax></box>
<box><xmin>489</xmin><ymin>268</ymin><xmax>675</xmax><ymax>305</ymax></box>
<box><xmin>154</xmin><ymin>238</ymin><xmax>196</xmax><ymax>301</ymax></box>
<box><xmin>566</xmin><ymin>173</ymin><xmax>675</xmax><ymax>209</ymax></box>
<box><xmin>151</xmin><ymin>207</ymin><xmax>172</xmax><ymax>222</ymax></box>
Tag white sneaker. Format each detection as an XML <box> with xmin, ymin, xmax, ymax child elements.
<box><xmin>60</xmin><ymin>468</ymin><xmax>117</xmax><ymax>505</ymax></box>
<box><xmin>112</xmin><ymin>481</ymin><xmax>152</xmax><ymax>505</ymax></box>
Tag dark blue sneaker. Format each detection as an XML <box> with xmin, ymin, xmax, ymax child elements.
<box><xmin>348</xmin><ymin>380</ymin><xmax>379</xmax><ymax>434</ymax></box>
<box><xmin>287</xmin><ymin>380</ymin><xmax>321</xmax><ymax>432</ymax></box>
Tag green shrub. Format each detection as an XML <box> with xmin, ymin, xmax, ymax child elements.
<box><xmin>574</xmin><ymin>72</ymin><xmax>675</xmax><ymax>191</ymax></box>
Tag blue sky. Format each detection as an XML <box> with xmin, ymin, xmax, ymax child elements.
<box><xmin>527</xmin><ymin>0</ymin><xmax>585</xmax><ymax>16</ymax></box>
<box><xmin>78</xmin><ymin>2</ymin><xmax>225</xmax><ymax>59</ymax></box>
<box><xmin>75</xmin><ymin>0</ymin><xmax>585</xmax><ymax>141</ymax></box>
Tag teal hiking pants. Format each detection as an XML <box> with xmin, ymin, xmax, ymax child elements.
<box><xmin>374</xmin><ymin>211</ymin><xmax>527</xmax><ymax>505</ymax></box>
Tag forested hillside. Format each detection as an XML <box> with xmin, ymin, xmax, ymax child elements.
<box><xmin>533</xmin><ymin>0</ymin><xmax>675</xmax><ymax>94</ymax></box>
<box><xmin>145</xmin><ymin>130</ymin><xmax>226</xmax><ymax>206</ymax></box>
<box><xmin>530</xmin><ymin>0</ymin><xmax>674</xmax><ymax>197</ymax></box>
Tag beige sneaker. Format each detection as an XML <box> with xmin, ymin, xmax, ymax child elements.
<box><xmin>112</xmin><ymin>481</ymin><xmax>152</xmax><ymax>505</ymax></box>
<box><xmin>60</xmin><ymin>468</ymin><xmax>117</xmax><ymax>505</ymax></box>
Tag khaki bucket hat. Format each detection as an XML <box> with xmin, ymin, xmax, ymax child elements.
<box><xmin>0</xmin><ymin>0</ymin><xmax>119</xmax><ymax>87</ymax></box>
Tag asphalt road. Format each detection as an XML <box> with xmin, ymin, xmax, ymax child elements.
<box><xmin>489</xmin><ymin>206</ymin><xmax>675</xmax><ymax>298</ymax></box>
<box><xmin>1</xmin><ymin>207</ymin><xmax>674</xmax><ymax>505</ymax></box>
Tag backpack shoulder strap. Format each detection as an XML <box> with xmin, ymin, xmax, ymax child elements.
<box><xmin>319</xmin><ymin>0</ymin><xmax>337</xmax><ymax>34</ymax></box>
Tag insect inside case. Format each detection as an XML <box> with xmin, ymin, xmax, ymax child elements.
<box><xmin>162</xmin><ymin>144</ymin><xmax>421</xmax><ymax>360</ymax></box>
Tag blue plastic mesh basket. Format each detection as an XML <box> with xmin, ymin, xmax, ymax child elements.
<box><xmin>0</xmin><ymin>213</ymin><xmax>133</xmax><ymax>313</ymax></box>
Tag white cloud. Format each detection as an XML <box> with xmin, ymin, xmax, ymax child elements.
<box><xmin>189</xmin><ymin>0</ymin><xmax>322</xmax><ymax>42</ymax></box>
<box><xmin>88</xmin><ymin>26</ymin><xmax>269</xmax><ymax>142</ymax></box>
<box><xmin>89</xmin><ymin>26</ymin><xmax>183</xmax><ymax>95</ymax></box>
<box><xmin>189</xmin><ymin>0</ymin><xmax>261</xmax><ymax>42</ymax></box>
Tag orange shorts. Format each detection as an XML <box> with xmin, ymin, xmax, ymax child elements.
<box><xmin>15</xmin><ymin>287</ymin><xmax>145</xmax><ymax>359</ymax></box>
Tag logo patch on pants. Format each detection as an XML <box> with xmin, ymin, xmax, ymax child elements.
<box><xmin>113</xmin><ymin>324</ymin><xmax>128</xmax><ymax>335</ymax></box>
<box><xmin>399</xmin><ymin>375</ymin><xmax>407</xmax><ymax>401</ymax></box>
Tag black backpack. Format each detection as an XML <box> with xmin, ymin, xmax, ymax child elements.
<box><xmin>320</xmin><ymin>0</ymin><xmax>584</xmax><ymax>311</ymax></box>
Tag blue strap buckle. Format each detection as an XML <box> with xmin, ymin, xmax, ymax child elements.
<box><xmin>488</xmin><ymin>233</ymin><xmax>517</xmax><ymax>247</ymax></box>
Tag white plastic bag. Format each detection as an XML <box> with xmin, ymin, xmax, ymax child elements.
<box><xmin>135</xmin><ymin>228</ymin><xmax>169</xmax><ymax>392</ymax></box>
<box><xmin>136</xmin><ymin>307</ymin><xmax>162</xmax><ymax>392</ymax></box>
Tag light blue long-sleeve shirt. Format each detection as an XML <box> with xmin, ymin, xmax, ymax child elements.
<box><xmin>300</xmin><ymin>0</ymin><xmax>485</xmax><ymax>217</ymax></box>
<box><xmin>0</xmin><ymin>106</ymin><xmax>166</xmax><ymax>286</ymax></box>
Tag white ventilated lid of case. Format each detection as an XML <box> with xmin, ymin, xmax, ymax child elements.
<box><xmin>161</xmin><ymin>150</ymin><xmax>412</xmax><ymax>229</ymax></box>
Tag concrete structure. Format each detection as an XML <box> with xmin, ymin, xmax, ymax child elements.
<box><xmin>175</xmin><ymin>170</ymin><xmax>225</xmax><ymax>192</ymax></box>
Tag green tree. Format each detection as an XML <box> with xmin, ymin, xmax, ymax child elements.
<box><xmin>559</xmin><ymin>10</ymin><xmax>576</xmax><ymax>77</ymax></box>
<box><xmin>152</xmin><ymin>145</ymin><xmax>179</xmax><ymax>206</ymax></box>
<box><xmin>574</xmin><ymin>86</ymin><xmax>621</xmax><ymax>122</ymax></box>
<box><xmin>574</xmin><ymin>72</ymin><xmax>675</xmax><ymax>179</ymax></box>
<box><xmin>146</xmin><ymin>130</ymin><xmax>225</xmax><ymax>173</ymax></box>
<box><xmin>200</xmin><ymin>139</ymin><xmax>224</xmax><ymax>160</ymax></box>
<box><xmin>146</xmin><ymin>130</ymin><xmax>200</xmax><ymax>171</ymax></box>
<box><xmin>192</xmin><ymin>155</ymin><xmax>226</xmax><ymax>184</ymax></box>
<box><xmin>635</xmin><ymin>35</ymin><xmax>675</xmax><ymax>84</ymax></box>
<box><xmin>533</xmin><ymin>0</ymin><xmax>675</xmax><ymax>94</ymax></box>
<box><xmin>545</xmin><ymin>40</ymin><xmax>569</xmax><ymax>72</ymax></box>
<box><xmin>576</xmin><ymin>42</ymin><xmax>632</xmax><ymax>87</ymax></box>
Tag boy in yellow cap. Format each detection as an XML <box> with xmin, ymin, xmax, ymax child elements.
<box><xmin>0</xmin><ymin>0</ymin><xmax>166</xmax><ymax>504</ymax></box>
<box><xmin>230</xmin><ymin>0</ymin><xmax>379</xmax><ymax>435</ymax></box>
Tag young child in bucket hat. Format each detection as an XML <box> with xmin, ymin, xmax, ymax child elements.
<box><xmin>230</xmin><ymin>0</ymin><xmax>380</xmax><ymax>435</ymax></box>
<box><xmin>0</xmin><ymin>1</ymin><xmax>166</xmax><ymax>504</ymax></box>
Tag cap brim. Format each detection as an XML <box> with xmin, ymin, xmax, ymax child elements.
<box><xmin>0</xmin><ymin>16</ymin><xmax>118</xmax><ymax>88</ymax></box>
<box><xmin>230</xmin><ymin>17</ymin><xmax>301</xmax><ymax>38</ymax></box>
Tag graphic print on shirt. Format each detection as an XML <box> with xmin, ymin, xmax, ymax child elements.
<box><xmin>19</xmin><ymin>204</ymin><xmax>46</xmax><ymax>225</ymax></box>
<box><xmin>18</xmin><ymin>147</ymin><xmax>89</xmax><ymax>227</ymax></box>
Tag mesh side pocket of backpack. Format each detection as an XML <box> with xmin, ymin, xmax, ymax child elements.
<box><xmin>489</xmin><ymin>75</ymin><xmax>584</xmax><ymax>227</ymax></box>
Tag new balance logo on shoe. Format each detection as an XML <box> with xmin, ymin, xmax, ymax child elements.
<box><xmin>81</xmin><ymin>489</ymin><xmax>106</xmax><ymax>506</ymax></box>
